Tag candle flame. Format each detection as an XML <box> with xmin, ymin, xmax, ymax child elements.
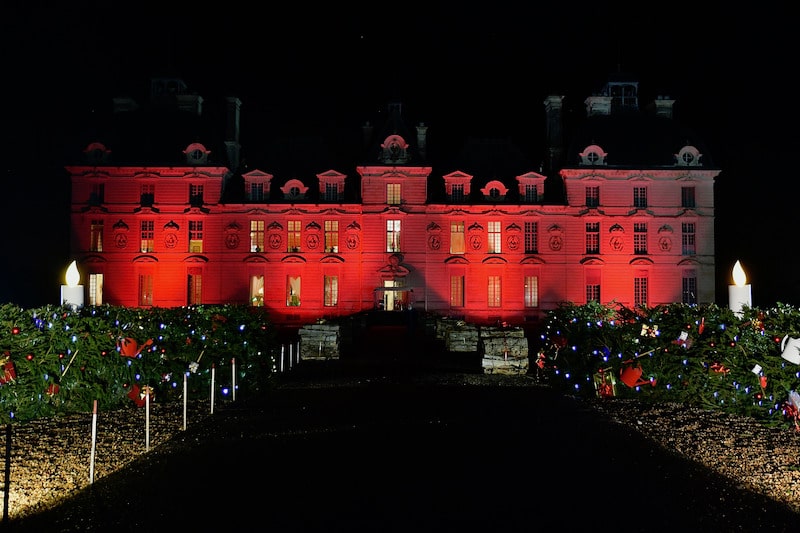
<box><xmin>66</xmin><ymin>261</ymin><xmax>81</xmax><ymax>287</ymax></box>
<box><xmin>732</xmin><ymin>260</ymin><xmax>747</xmax><ymax>287</ymax></box>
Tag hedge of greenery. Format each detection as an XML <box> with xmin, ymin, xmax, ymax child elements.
<box><xmin>536</xmin><ymin>301</ymin><xmax>800</xmax><ymax>429</ymax></box>
<box><xmin>0</xmin><ymin>303</ymin><xmax>278</xmax><ymax>424</ymax></box>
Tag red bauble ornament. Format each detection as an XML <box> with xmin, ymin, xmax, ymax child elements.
<box><xmin>25</xmin><ymin>353</ymin><xmax>33</xmax><ymax>361</ymax></box>
<box><xmin>11</xmin><ymin>327</ymin><xmax>20</xmax><ymax>335</ymax></box>
<box><xmin>58</xmin><ymin>353</ymin><xmax>65</xmax><ymax>359</ymax></box>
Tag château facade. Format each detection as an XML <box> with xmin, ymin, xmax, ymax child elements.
<box><xmin>66</xmin><ymin>74</ymin><xmax>718</xmax><ymax>328</ymax></box>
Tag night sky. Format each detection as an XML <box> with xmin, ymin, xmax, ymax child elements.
<box><xmin>2</xmin><ymin>3</ymin><xmax>797</xmax><ymax>309</ymax></box>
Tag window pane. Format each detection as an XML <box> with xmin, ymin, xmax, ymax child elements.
<box><xmin>324</xmin><ymin>275</ymin><xmax>338</xmax><ymax>307</ymax></box>
<box><xmin>287</xmin><ymin>276</ymin><xmax>301</xmax><ymax>306</ymax></box>
<box><xmin>450</xmin><ymin>275</ymin><xmax>464</xmax><ymax>307</ymax></box>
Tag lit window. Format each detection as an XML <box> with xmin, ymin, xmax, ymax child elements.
<box><xmin>450</xmin><ymin>221</ymin><xmax>465</xmax><ymax>254</ymax></box>
<box><xmin>138</xmin><ymin>273</ymin><xmax>153</xmax><ymax>306</ymax></box>
<box><xmin>189</xmin><ymin>220</ymin><xmax>203</xmax><ymax>253</ymax></box>
<box><xmin>634</xmin><ymin>273</ymin><xmax>648</xmax><ymax>307</ymax></box>
<box><xmin>287</xmin><ymin>276</ymin><xmax>301</xmax><ymax>307</ymax></box>
<box><xmin>324</xmin><ymin>276</ymin><xmax>339</xmax><ymax>307</ymax></box>
<box><xmin>188</xmin><ymin>269</ymin><xmax>202</xmax><ymax>305</ymax></box>
<box><xmin>324</xmin><ymin>220</ymin><xmax>339</xmax><ymax>252</ymax></box>
<box><xmin>387</xmin><ymin>220</ymin><xmax>401</xmax><ymax>252</ymax></box>
<box><xmin>250</xmin><ymin>220</ymin><xmax>264</xmax><ymax>252</ymax></box>
<box><xmin>387</xmin><ymin>183</ymin><xmax>401</xmax><ymax>205</ymax></box>
<box><xmin>88</xmin><ymin>273</ymin><xmax>103</xmax><ymax>306</ymax></box>
<box><xmin>288</xmin><ymin>220</ymin><xmax>301</xmax><ymax>252</ymax></box>
<box><xmin>488</xmin><ymin>276</ymin><xmax>501</xmax><ymax>308</ymax></box>
<box><xmin>488</xmin><ymin>221</ymin><xmax>501</xmax><ymax>253</ymax></box>
<box><xmin>140</xmin><ymin>220</ymin><xmax>154</xmax><ymax>253</ymax></box>
<box><xmin>524</xmin><ymin>275</ymin><xmax>539</xmax><ymax>308</ymax></box>
<box><xmin>250</xmin><ymin>275</ymin><xmax>264</xmax><ymax>306</ymax></box>
<box><xmin>90</xmin><ymin>220</ymin><xmax>104</xmax><ymax>252</ymax></box>
<box><xmin>450</xmin><ymin>275</ymin><xmax>464</xmax><ymax>307</ymax></box>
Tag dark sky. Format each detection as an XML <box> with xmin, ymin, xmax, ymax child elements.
<box><xmin>2</xmin><ymin>3</ymin><xmax>797</xmax><ymax>309</ymax></box>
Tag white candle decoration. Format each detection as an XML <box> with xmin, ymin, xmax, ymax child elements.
<box><xmin>728</xmin><ymin>260</ymin><xmax>752</xmax><ymax>317</ymax></box>
<box><xmin>61</xmin><ymin>260</ymin><xmax>85</xmax><ymax>310</ymax></box>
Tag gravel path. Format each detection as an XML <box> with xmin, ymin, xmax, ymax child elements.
<box><xmin>3</xmin><ymin>373</ymin><xmax>800</xmax><ymax>531</ymax></box>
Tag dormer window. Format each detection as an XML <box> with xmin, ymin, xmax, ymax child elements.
<box><xmin>480</xmin><ymin>180</ymin><xmax>508</xmax><ymax>202</ymax></box>
<box><xmin>676</xmin><ymin>145</ymin><xmax>702</xmax><ymax>167</ymax></box>
<box><xmin>280</xmin><ymin>179</ymin><xmax>309</xmax><ymax>201</ymax></box>
<box><xmin>183</xmin><ymin>142</ymin><xmax>210</xmax><ymax>165</ymax></box>
<box><xmin>579</xmin><ymin>144</ymin><xmax>608</xmax><ymax>166</ymax></box>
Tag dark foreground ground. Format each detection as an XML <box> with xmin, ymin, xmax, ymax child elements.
<box><xmin>5</xmin><ymin>322</ymin><xmax>800</xmax><ymax>532</ymax></box>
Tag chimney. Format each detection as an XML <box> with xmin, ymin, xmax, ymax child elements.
<box><xmin>543</xmin><ymin>95</ymin><xmax>564</xmax><ymax>174</ymax></box>
<box><xmin>653</xmin><ymin>96</ymin><xmax>675</xmax><ymax>119</ymax></box>
<box><xmin>584</xmin><ymin>95</ymin><xmax>612</xmax><ymax>116</ymax></box>
<box><xmin>225</xmin><ymin>97</ymin><xmax>242</xmax><ymax>170</ymax></box>
<box><xmin>416</xmin><ymin>122</ymin><xmax>428</xmax><ymax>160</ymax></box>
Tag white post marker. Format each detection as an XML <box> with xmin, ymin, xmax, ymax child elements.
<box><xmin>210</xmin><ymin>364</ymin><xmax>216</xmax><ymax>414</ymax></box>
<box><xmin>280</xmin><ymin>345</ymin><xmax>285</xmax><ymax>373</ymax></box>
<box><xmin>183</xmin><ymin>372</ymin><xmax>188</xmax><ymax>431</ymax></box>
<box><xmin>89</xmin><ymin>399</ymin><xmax>98</xmax><ymax>484</ymax></box>
<box><xmin>231</xmin><ymin>358</ymin><xmax>236</xmax><ymax>402</ymax></box>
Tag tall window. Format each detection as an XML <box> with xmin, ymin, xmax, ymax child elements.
<box><xmin>386</xmin><ymin>220</ymin><xmax>401</xmax><ymax>252</ymax></box>
<box><xmin>450</xmin><ymin>275</ymin><xmax>464</xmax><ymax>307</ymax></box>
<box><xmin>681</xmin><ymin>186</ymin><xmax>696</xmax><ymax>208</ymax></box>
<box><xmin>681</xmin><ymin>222</ymin><xmax>696</xmax><ymax>255</ymax></box>
<box><xmin>138</xmin><ymin>273</ymin><xmax>153</xmax><ymax>306</ymax></box>
<box><xmin>488</xmin><ymin>276</ymin><xmax>502</xmax><ymax>308</ymax></box>
<box><xmin>90</xmin><ymin>183</ymin><xmax>104</xmax><ymax>206</ymax></box>
<box><xmin>287</xmin><ymin>220</ymin><xmax>301</xmax><ymax>252</ymax></box>
<box><xmin>524</xmin><ymin>221</ymin><xmax>538</xmax><ymax>254</ymax></box>
<box><xmin>88</xmin><ymin>273</ymin><xmax>103</xmax><ymax>306</ymax></box>
<box><xmin>187</xmin><ymin>270</ymin><xmax>202</xmax><ymax>305</ymax></box>
<box><xmin>586</xmin><ymin>186</ymin><xmax>599</xmax><ymax>207</ymax></box>
<box><xmin>634</xmin><ymin>272</ymin><xmax>648</xmax><ymax>307</ymax></box>
<box><xmin>90</xmin><ymin>220</ymin><xmax>104</xmax><ymax>252</ymax></box>
<box><xmin>585</xmin><ymin>222</ymin><xmax>599</xmax><ymax>254</ymax></box>
<box><xmin>140</xmin><ymin>220</ymin><xmax>154</xmax><ymax>253</ymax></box>
<box><xmin>250</xmin><ymin>275</ymin><xmax>264</xmax><ymax>306</ymax></box>
<box><xmin>189</xmin><ymin>184</ymin><xmax>204</xmax><ymax>206</ymax></box>
<box><xmin>450</xmin><ymin>221</ymin><xmax>465</xmax><ymax>254</ymax></box>
<box><xmin>287</xmin><ymin>276</ymin><xmax>301</xmax><ymax>307</ymax></box>
<box><xmin>488</xmin><ymin>221</ymin><xmax>501</xmax><ymax>253</ymax></box>
<box><xmin>189</xmin><ymin>220</ymin><xmax>203</xmax><ymax>253</ymax></box>
<box><xmin>682</xmin><ymin>271</ymin><xmax>698</xmax><ymax>305</ymax></box>
<box><xmin>524</xmin><ymin>275</ymin><xmax>539</xmax><ymax>308</ymax></box>
<box><xmin>324</xmin><ymin>220</ymin><xmax>339</xmax><ymax>252</ymax></box>
<box><xmin>586</xmin><ymin>270</ymin><xmax>600</xmax><ymax>303</ymax></box>
<box><xmin>324</xmin><ymin>275</ymin><xmax>339</xmax><ymax>307</ymax></box>
<box><xmin>634</xmin><ymin>223</ymin><xmax>647</xmax><ymax>254</ymax></box>
<box><xmin>451</xmin><ymin>183</ymin><xmax>465</xmax><ymax>202</ymax></box>
<box><xmin>633</xmin><ymin>186</ymin><xmax>648</xmax><ymax>208</ymax></box>
<box><xmin>324</xmin><ymin>183</ymin><xmax>339</xmax><ymax>201</ymax></box>
<box><xmin>250</xmin><ymin>220</ymin><xmax>264</xmax><ymax>252</ymax></box>
<box><xmin>387</xmin><ymin>183</ymin><xmax>401</xmax><ymax>205</ymax></box>
<box><xmin>524</xmin><ymin>184</ymin><xmax>538</xmax><ymax>203</ymax></box>
<box><xmin>140</xmin><ymin>184</ymin><xmax>155</xmax><ymax>207</ymax></box>
<box><xmin>249</xmin><ymin>183</ymin><xmax>265</xmax><ymax>202</ymax></box>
